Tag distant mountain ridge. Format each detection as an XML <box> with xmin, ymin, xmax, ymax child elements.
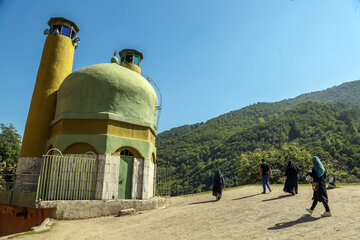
<box><xmin>208</xmin><ymin>79</ymin><xmax>360</xmax><ymax>129</ymax></box>
<box><xmin>281</xmin><ymin>80</ymin><xmax>360</xmax><ymax>106</ymax></box>
<box><xmin>156</xmin><ymin>80</ymin><xmax>360</xmax><ymax>196</ymax></box>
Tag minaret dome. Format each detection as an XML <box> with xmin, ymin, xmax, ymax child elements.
<box><xmin>48</xmin><ymin>17</ymin><xmax>80</xmax><ymax>39</ymax></box>
<box><xmin>119</xmin><ymin>49</ymin><xmax>143</xmax><ymax>74</ymax></box>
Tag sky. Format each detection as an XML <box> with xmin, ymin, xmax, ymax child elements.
<box><xmin>1</xmin><ymin>0</ymin><xmax>360</xmax><ymax>136</ymax></box>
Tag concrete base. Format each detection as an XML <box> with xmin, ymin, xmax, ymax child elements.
<box><xmin>118</xmin><ymin>208</ymin><xmax>135</xmax><ymax>216</ymax></box>
<box><xmin>36</xmin><ymin>197</ymin><xmax>167</xmax><ymax>219</ymax></box>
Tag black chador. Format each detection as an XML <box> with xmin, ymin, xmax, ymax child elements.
<box><xmin>212</xmin><ymin>169</ymin><xmax>225</xmax><ymax>201</ymax></box>
<box><xmin>283</xmin><ymin>161</ymin><xmax>300</xmax><ymax>195</ymax></box>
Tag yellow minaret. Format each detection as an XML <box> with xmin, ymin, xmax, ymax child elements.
<box><xmin>20</xmin><ymin>17</ymin><xmax>80</xmax><ymax>157</ymax></box>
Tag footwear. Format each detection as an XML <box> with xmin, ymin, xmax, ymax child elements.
<box><xmin>321</xmin><ymin>211</ymin><xmax>332</xmax><ymax>217</ymax></box>
<box><xmin>261</xmin><ymin>192</ymin><xmax>266</xmax><ymax>194</ymax></box>
<box><xmin>306</xmin><ymin>208</ymin><xmax>313</xmax><ymax>215</ymax></box>
<box><xmin>269</xmin><ymin>189</ymin><xmax>272</xmax><ymax>192</ymax></box>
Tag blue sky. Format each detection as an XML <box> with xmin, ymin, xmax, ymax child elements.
<box><xmin>1</xmin><ymin>0</ymin><xmax>360</xmax><ymax>136</ymax></box>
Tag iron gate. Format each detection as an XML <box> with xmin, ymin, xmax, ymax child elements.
<box><xmin>36</xmin><ymin>149</ymin><xmax>98</xmax><ymax>201</ymax></box>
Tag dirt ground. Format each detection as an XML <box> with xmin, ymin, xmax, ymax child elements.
<box><xmin>11</xmin><ymin>185</ymin><xmax>360</xmax><ymax>240</ymax></box>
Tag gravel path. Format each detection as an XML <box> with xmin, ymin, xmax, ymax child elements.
<box><xmin>13</xmin><ymin>185</ymin><xmax>360</xmax><ymax>240</ymax></box>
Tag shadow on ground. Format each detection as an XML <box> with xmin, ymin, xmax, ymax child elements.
<box><xmin>262</xmin><ymin>194</ymin><xmax>293</xmax><ymax>202</ymax></box>
<box><xmin>232</xmin><ymin>193</ymin><xmax>261</xmax><ymax>200</ymax></box>
<box><xmin>189</xmin><ymin>200</ymin><xmax>217</xmax><ymax>205</ymax></box>
<box><xmin>268</xmin><ymin>214</ymin><xmax>320</xmax><ymax>230</ymax></box>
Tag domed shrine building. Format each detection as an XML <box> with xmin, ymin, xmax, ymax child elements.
<box><xmin>48</xmin><ymin>50</ymin><xmax>158</xmax><ymax>199</ymax></box>
<box><xmin>8</xmin><ymin>17</ymin><xmax>160</xmax><ymax>205</ymax></box>
<box><xmin>0</xmin><ymin>17</ymin><xmax>165</xmax><ymax>236</ymax></box>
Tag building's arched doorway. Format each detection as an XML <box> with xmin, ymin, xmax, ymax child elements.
<box><xmin>118</xmin><ymin>149</ymin><xmax>134</xmax><ymax>199</ymax></box>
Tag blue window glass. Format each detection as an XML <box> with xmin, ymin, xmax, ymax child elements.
<box><xmin>61</xmin><ymin>25</ymin><xmax>71</xmax><ymax>37</ymax></box>
<box><xmin>133</xmin><ymin>55</ymin><xmax>140</xmax><ymax>66</ymax></box>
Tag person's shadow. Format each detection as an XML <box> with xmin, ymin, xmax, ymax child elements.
<box><xmin>262</xmin><ymin>194</ymin><xmax>293</xmax><ymax>202</ymax></box>
<box><xmin>268</xmin><ymin>215</ymin><xmax>320</xmax><ymax>230</ymax></box>
<box><xmin>232</xmin><ymin>193</ymin><xmax>261</xmax><ymax>200</ymax></box>
<box><xmin>189</xmin><ymin>200</ymin><xmax>217</xmax><ymax>205</ymax></box>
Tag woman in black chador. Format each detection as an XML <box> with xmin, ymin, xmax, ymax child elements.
<box><xmin>283</xmin><ymin>161</ymin><xmax>300</xmax><ymax>195</ymax></box>
<box><xmin>306</xmin><ymin>156</ymin><xmax>332</xmax><ymax>217</ymax></box>
<box><xmin>212</xmin><ymin>169</ymin><xmax>225</xmax><ymax>201</ymax></box>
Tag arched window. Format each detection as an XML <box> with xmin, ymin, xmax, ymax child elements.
<box><xmin>120</xmin><ymin>149</ymin><xmax>133</xmax><ymax>157</ymax></box>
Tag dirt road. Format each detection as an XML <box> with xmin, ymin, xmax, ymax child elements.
<box><xmin>13</xmin><ymin>185</ymin><xmax>360</xmax><ymax>240</ymax></box>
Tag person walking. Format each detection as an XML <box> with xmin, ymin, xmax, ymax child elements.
<box><xmin>260</xmin><ymin>158</ymin><xmax>272</xmax><ymax>194</ymax></box>
<box><xmin>306</xmin><ymin>156</ymin><xmax>331</xmax><ymax>217</ymax></box>
<box><xmin>212</xmin><ymin>169</ymin><xmax>225</xmax><ymax>201</ymax></box>
<box><xmin>283</xmin><ymin>161</ymin><xmax>300</xmax><ymax>195</ymax></box>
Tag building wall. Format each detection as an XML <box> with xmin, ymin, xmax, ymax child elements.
<box><xmin>14</xmin><ymin>157</ymin><xmax>42</xmax><ymax>192</ymax></box>
<box><xmin>95</xmin><ymin>155</ymin><xmax>155</xmax><ymax>200</ymax></box>
<box><xmin>142</xmin><ymin>159</ymin><xmax>155</xmax><ymax>199</ymax></box>
<box><xmin>132</xmin><ymin>158</ymin><xmax>144</xmax><ymax>199</ymax></box>
<box><xmin>95</xmin><ymin>155</ymin><xmax>119</xmax><ymax>200</ymax></box>
<box><xmin>47</xmin><ymin>134</ymin><xmax>156</xmax><ymax>160</ymax></box>
<box><xmin>50</xmin><ymin>119</ymin><xmax>156</xmax><ymax>145</ymax></box>
<box><xmin>14</xmin><ymin>153</ymin><xmax>155</xmax><ymax>202</ymax></box>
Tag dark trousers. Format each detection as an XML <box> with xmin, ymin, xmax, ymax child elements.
<box><xmin>311</xmin><ymin>199</ymin><xmax>330</xmax><ymax>212</ymax></box>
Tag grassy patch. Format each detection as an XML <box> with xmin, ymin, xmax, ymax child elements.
<box><xmin>7</xmin><ymin>222</ymin><xmax>57</xmax><ymax>239</ymax></box>
<box><xmin>334</xmin><ymin>182</ymin><xmax>360</xmax><ymax>186</ymax></box>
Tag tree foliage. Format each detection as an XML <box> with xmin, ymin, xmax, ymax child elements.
<box><xmin>0</xmin><ymin>123</ymin><xmax>21</xmax><ymax>169</ymax></box>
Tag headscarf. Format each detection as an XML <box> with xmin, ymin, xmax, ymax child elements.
<box><xmin>214</xmin><ymin>169</ymin><xmax>223</xmax><ymax>180</ymax></box>
<box><xmin>312</xmin><ymin>156</ymin><xmax>325</xmax><ymax>177</ymax></box>
<box><xmin>286</xmin><ymin>161</ymin><xmax>298</xmax><ymax>175</ymax></box>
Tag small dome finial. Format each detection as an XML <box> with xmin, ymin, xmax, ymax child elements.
<box><xmin>111</xmin><ymin>56</ymin><xmax>119</xmax><ymax>64</ymax></box>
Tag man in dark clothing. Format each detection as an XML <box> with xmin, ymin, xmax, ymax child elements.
<box><xmin>260</xmin><ymin>158</ymin><xmax>271</xmax><ymax>194</ymax></box>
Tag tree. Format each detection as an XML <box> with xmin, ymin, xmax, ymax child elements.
<box><xmin>0</xmin><ymin>123</ymin><xmax>21</xmax><ymax>168</ymax></box>
<box><xmin>238</xmin><ymin>145</ymin><xmax>312</xmax><ymax>185</ymax></box>
<box><xmin>258</xmin><ymin>118</ymin><xmax>265</xmax><ymax>124</ymax></box>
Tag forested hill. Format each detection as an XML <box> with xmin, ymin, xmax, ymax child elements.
<box><xmin>281</xmin><ymin>80</ymin><xmax>360</xmax><ymax>106</ymax></box>
<box><xmin>156</xmin><ymin>80</ymin><xmax>360</xmax><ymax>196</ymax></box>
<box><xmin>158</xmin><ymin>80</ymin><xmax>360</xmax><ymax>148</ymax></box>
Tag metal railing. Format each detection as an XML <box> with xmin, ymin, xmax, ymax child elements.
<box><xmin>36</xmin><ymin>149</ymin><xmax>98</xmax><ymax>201</ymax></box>
<box><xmin>0</xmin><ymin>173</ymin><xmax>39</xmax><ymax>206</ymax></box>
<box><xmin>142</xmin><ymin>73</ymin><xmax>162</xmax><ymax>130</ymax></box>
<box><xmin>0</xmin><ymin>174</ymin><xmax>39</xmax><ymax>190</ymax></box>
<box><xmin>0</xmin><ymin>174</ymin><xmax>16</xmax><ymax>193</ymax></box>
<box><xmin>156</xmin><ymin>167</ymin><xmax>171</xmax><ymax>196</ymax></box>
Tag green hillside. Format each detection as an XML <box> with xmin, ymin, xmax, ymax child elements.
<box><xmin>156</xmin><ymin>80</ymin><xmax>360</xmax><ymax>196</ymax></box>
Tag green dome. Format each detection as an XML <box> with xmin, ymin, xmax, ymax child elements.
<box><xmin>54</xmin><ymin>63</ymin><xmax>158</xmax><ymax>131</ymax></box>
